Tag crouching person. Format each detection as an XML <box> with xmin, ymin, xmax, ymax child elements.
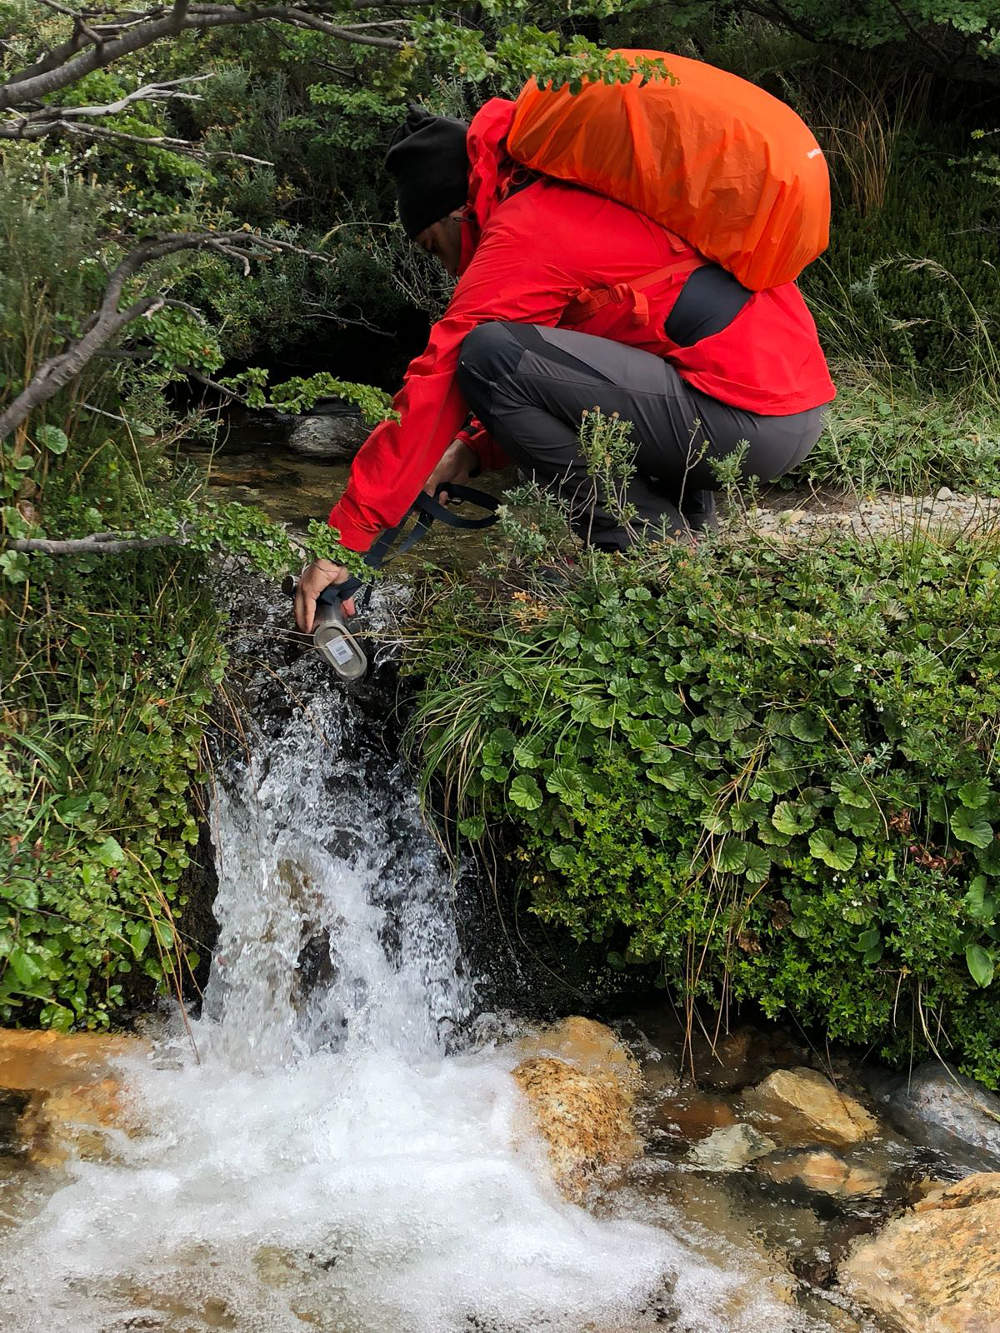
<box><xmin>295</xmin><ymin>101</ymin><xmax>834</xmax><ymax>631</ymax></box>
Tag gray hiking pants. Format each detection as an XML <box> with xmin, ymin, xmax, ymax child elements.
<box><xmin>456</xmin><ymin>321</ymin><xmax>827</xmax><ymax>549</ymax></box>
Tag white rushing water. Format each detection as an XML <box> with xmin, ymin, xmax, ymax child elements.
<box><xmin>0</xmin><ymin>656</ymin><xmax>828</xmax><ymax>1332</ymax></box>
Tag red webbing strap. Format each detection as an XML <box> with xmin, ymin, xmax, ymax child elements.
<box><xmin>566</xmin><ymin>253</ymin><xmax>705</xmax><ymax>326</ymax></box>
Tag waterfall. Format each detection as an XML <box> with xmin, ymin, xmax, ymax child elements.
<box><xmin>0</xmin><ymin>619</ymin><xmax>826</xmax><ymax>1332</ymax></box>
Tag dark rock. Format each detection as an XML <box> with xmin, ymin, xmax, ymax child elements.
<box><xmin>287</xmin><ymin>410</ymin><xmax>368</xmax><ymax>459</ymax></box>
<box><xmin>878</xmin><ymin>1061</ymin><xmax>1000</xmax><ymax>1170</ymax></box>
<box><xmin>219</xmin><ymin>404</ymin><xmax>296</xmax><ymax>450</ymax></box>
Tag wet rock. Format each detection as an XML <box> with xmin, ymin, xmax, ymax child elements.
<box><xmin>688</xmin><ymin>1122</ymin><xmax>776</xmax><ymax>1171</ymax></box>
<box><xmin>840</xmin><ymin>1172</ymin><xmax>1000</xmax><ymax>1331</ymax></box>
<box><xmin>688</xmin><ymin>1024</ymin><xmax>805</xmax><ymax>1092</ymax></box>
<box><xmin>881</xmin><ymin>1061</ymin><xmax>1000</xmax><ymax>1169</ymax></box>
<box><xmin>906</xmin><ymin>1175</ymin><xmax>951</xmax><ymax>1205</ymax></box>
<box><xmin>654</xmin><ymin>1088</ymin><xmax>737</xmax><ymax>1140</ymax></box>
<box><xmin>0</xmin><ymin>1028</ymin><xmax>145</xmax><ymax>1166</ymax></box>
<box><xmin>18</xmin><ymin>1079</ymin><xmax>135</xmax><ymax>1167</ymax></box>
<box><xmin>220</xmin><ymin>403</ymin><xmax>295</xmax><ymax>449</ymax></box>
<box><xmin>628</xmin><ymin>1011</ymin><xmax>803</xmax><ymax>1092</ymax></box>
<box><xmin>743</xmin><ymin>1067</ymin><xmax>879</xmax><ymax>1147</ymax></box>
<box><xmin>690</xmin><ymin>1027</ymin><xmax>754</xmax><ymax>1089</ymax></box>
<box><xmin>0</xmin><ymin>1028</ymin><xmax>140</xmax><ymax>1092</ymax></box>
<box><xmin>640</xmin><ymin>1049</ymin><xmax>681</xmax><ymax>1096</ymax></box>
<box><xmin>515</xmin><ymin>1015</ymin><xmax>641</xmax><ymax>1086</ymax></box>
<box><xmin>759</xmin><ymin>1149</ymin><xmax>885</xmax><ymax>1199</ymax></box>
<box><xmin>287</xmin><ymin>411</ymin><xmax>367</xmax><ymax>460</ymax></box>
<box><xmin>512</xmin><ymin>1018</ymin><xmax>641</xmax><ymax>1199</ymax></box>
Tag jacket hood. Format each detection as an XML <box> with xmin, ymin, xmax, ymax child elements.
<box><xmin>456</xmin><ymin>97</ymin><xmax>518</xmax><ymax>275</ymax></box>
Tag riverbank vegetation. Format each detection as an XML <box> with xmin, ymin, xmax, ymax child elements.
<box><xmin>3</xmin><ymin>0</ymin><xmax>1000</xmax><ymax>1034</ymax></box>
<box><xmin>408</xmin><ymin>485</ymin><xmax>1000</xmax><ymax>1085</ymax></box>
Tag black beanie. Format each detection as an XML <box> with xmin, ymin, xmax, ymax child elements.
<box><xmin>384</xmin><ymin>104</ymin><xmax>470</xmax><ymax>240</ymax></box>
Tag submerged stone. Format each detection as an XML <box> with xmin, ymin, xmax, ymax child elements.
<box><xmin>758</xmin><ymin>1149</ymin><xmax>885</xmax><ymax>1199</ymax></box>
<box><xmin>0</xmin><ymin>1028</ymin><xmax>145</xmax><ymax>1167</ymax></box>
<box><xmin>687</xmin><ymin>1122</ymin><xmax>776</xmax><ymax>1171</ymax></box>
<box><xmin>743</xmin><ymin>1067</ymin><xmax>879</xmax><ymax>1147</ymax></box>
<box><xmin>655</xmin><ymin>1089</ymin><xmax>737</xmax><ymax>1140</ymax></box>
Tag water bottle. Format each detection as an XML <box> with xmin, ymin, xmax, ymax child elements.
<box><xmin>284</xmin><ymin>576</ymin><xmax>368</xmax><ymax>680</ymax></box>
<box><xmin>312</xmin><ymin>585</ymin><xmax>368</xmax><ymax>680</ymax></box>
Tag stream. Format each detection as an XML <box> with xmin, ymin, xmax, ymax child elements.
<box><xmin>0</xmin><ymin>447</ymin><xmax>958</xmax><ymax>1331</ymax></box>
<box><xmin>0</xmin><ymin>614</ymin><xmax>856</xmax><ymax>1332</ymax></box>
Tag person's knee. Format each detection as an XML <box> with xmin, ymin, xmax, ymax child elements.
<box><xmin>457</xmin><ymin>322</ymin><xmax>522</xmax><ymax>404</ymax></box>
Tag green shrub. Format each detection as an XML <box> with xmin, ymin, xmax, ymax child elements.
<box><xmin>409</xmin><ymin>524</ymin><xmax>1000</xmax><ymax>1086</ymax></box>
<box><xmin>0</xmin><ymin>152</ymin><xmax>294</xmax><ymax>1029</ymax></box>
<box><xmin>0</xmin><ymin>552</ymin><xmax>223</xmax><ymax>1030</ymax></box>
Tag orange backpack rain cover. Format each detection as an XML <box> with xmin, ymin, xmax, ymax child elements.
<box><xmin>508</xmin><ymin>49</ymin><xmax>830</xmax><ymax>291</ymax></box>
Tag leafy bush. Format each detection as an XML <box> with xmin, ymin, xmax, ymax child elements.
<box><xmin>0</xmin><ymin>552</ymin><xmax>223</xmax><ymax>1029</ymax></box>
<box><xmin>409</xmin><ymin>520</ymin><xmax>1000</xmax><ymax>1086</ymax></box>
<box><xmin>0</xmin><ymin>153</ymin><xmax>295</xmax><ymax>1028</ymax></box>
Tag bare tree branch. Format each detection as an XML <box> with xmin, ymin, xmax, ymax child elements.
<box><xmin>0</xmin><ymin>229</ymin><xmax>334</xmax><ymax>441</ymax></box>
<box><xmin>8</xmin><ymin>530</ymin><xmax>190</xmax><ymax>554</ymax></box>
<box><xmin>0</xmin><ymin>3</ymin><xmax>410</xmax><ymax>110</ymax></box>
<box><xmin>28</xmin><ymin>73</ymin><xmax>210</xmax><ymax>119</ymax></box>
<box><xmin>0</xmin><ymin>115</ymin><xmax>273</xmax><ymax>163</ymax></box>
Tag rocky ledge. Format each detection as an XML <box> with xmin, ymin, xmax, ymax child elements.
<box><xmin>729</xmin><ymin>487</ymin><xmax>1000</xmax><ymax>541</ymax></box>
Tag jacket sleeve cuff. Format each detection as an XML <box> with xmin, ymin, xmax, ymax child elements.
<box><xmin>458</xmin><ymin>420</ymin><xmax>508</xmax><ymax>472</ymax></box>
<box><xmin>327</xmin><ymin>501</ymin><xmax>376</xmax><ymax>554</ymax></box>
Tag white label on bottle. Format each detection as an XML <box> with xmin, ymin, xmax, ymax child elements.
<box><xmin>327</xmin><ymin>635</ymin><xmax>356</xmax><ymax>667</ymax></box>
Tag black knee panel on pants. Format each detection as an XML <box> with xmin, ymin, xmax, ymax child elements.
<box><xmin>457</xmin><ymin>322</ymin><xmax>522</xmax><ymax>404</ymax></box>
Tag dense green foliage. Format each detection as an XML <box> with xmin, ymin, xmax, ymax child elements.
<box><xmin>0</xmin><ymin>154</ymin><xmax>295</xmax><ymax>1026</ymax></box>
<box><xmin>3</xmin><ymin>0</ymin><xmax>1000</xmax><ymax>1035</ymax></box>
<box><xmin>410</xmin><ymin>521</ymin><xmax>1000</xmax><ymax>1084</ymax></box>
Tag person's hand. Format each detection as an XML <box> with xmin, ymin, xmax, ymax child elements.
<box><xmin>423</xmin><ymin>438</ymin><xmax>475</xmax><ymax>504</ymax></box>
<box><xmin>294</xmin><ymin>559</ymin><xmax>356</xmax><ymax>634</ymax></box>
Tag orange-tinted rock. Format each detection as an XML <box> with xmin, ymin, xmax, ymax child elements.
<box><xmin>840</xmin><ymin>1172</ymin><xmax>1000</xmax><ymax>1331</ymax></box>
<box><xmin>512</xmin><ymin>1018</ymin><xmax>642</xmax><ymax>1199</ymax></box>
<box><xmin>514</xmin><ymin>1016</ymin><xmax>640</xmax><ymax>1089</ymax></box>
<box><xmin>758</xmin><ymin>1149</ymin><xmax>885</xmax><ymax>1198</ymax></box>
<box><xmin>743</xmin><ymin>1067</ymin><xmax>879</xmax><ymax>1147</ymax></box>
<box><xmin>0</xmin><ymin>1028</ymin><xmax>146</xmax><ymax>1167</ymax></box>
<box><xmin>0</xmin><ymin>1028</ymin><xmax>141</xmax><ymax>1093</ymax></box>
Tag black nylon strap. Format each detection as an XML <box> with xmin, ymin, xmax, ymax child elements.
<box><xmin>331</xmin><ymin>482</ymin><xmax>499</xmax><ymax>609</ymax></box>
<box><xmin>413</xmin><ymin>484</ymin><xmax>499</xmax><ymax>529</ymax></box>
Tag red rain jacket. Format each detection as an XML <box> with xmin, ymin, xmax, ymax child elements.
<box><xmin>328</xmin><ymin>98</ymin><xmax>835</xmax><ymax>553</ymax></box>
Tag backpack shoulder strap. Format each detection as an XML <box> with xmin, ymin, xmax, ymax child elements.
<box><xmin>565</xmin><ymin>253</ymin><xmax>704</xmax><ymax>326</ymax></box>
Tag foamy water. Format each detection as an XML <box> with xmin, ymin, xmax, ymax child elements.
<box><xmin>0</xmin><ymin>651</ymin><xmax>830</xmax><ymax>1331</ymax></box>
